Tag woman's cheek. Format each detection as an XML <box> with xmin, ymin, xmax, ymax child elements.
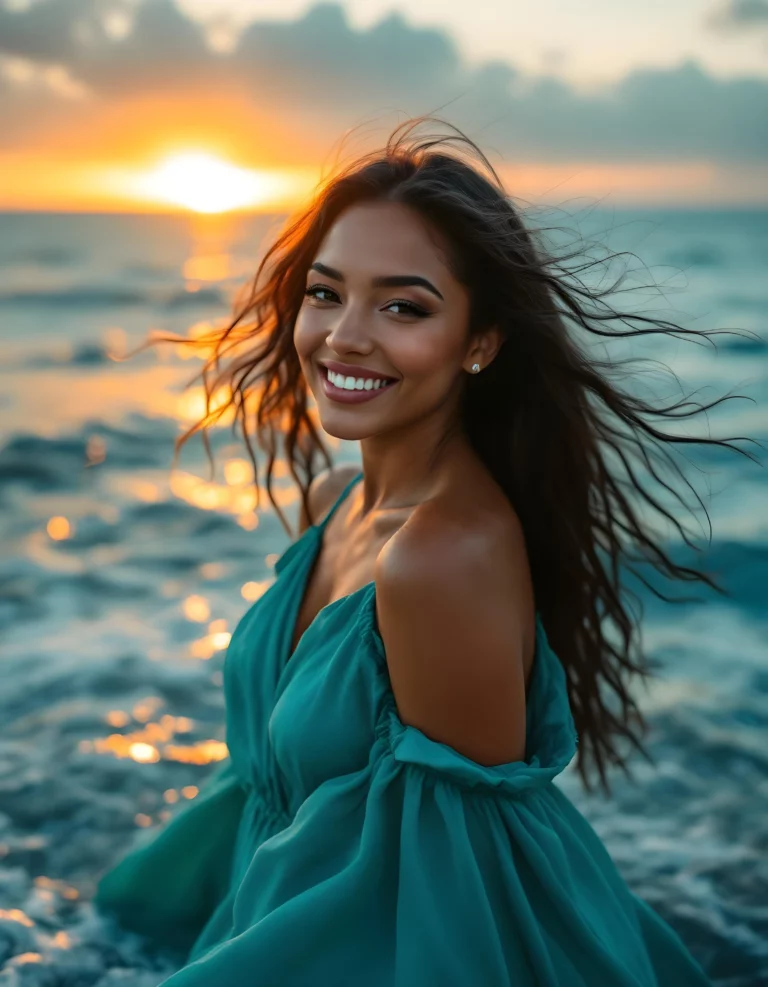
<box><xmin>292</xmin><ymin>310</ymin><xmax>316</xmax><ymax>361</ymax></box>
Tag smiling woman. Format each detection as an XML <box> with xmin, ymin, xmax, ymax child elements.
<box><xmin>92</xmin><ymin>115</ymin><xmax>750</xmax><ymax>985</ymax></box>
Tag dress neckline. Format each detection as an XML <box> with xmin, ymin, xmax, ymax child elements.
<box><xmin>277</xmin><ymin>471</ymin><xmax>545</xmax><ymax>702</ymax></box>
<box><xmin>282</xmin><ymin>471</ymin><xmax>367</xmax><ymax>669</ymax></box>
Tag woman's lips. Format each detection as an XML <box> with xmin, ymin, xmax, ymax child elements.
<box><xmin>318</xmin><ymin>366</ymin><xmax>399</xmax><ymax>404</ymax></box>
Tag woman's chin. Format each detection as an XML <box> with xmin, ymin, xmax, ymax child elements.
<box><xmin>315</xmin><ymin>416</ymin><xmax>378</xmax><ymax>442</ymax></box>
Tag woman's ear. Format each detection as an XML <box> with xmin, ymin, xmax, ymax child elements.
<box><xmin>484</xmin><ymin>325</ymin><xmax>504</xmax><ymax>364</ymax></box>
<box><xmin>465</xmin><ymin>325</ymin><xmax>503</xmax><ymax>373</ymax></box>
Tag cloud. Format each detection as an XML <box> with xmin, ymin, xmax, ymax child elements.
<box><xmin>0</xmin><ymin>0</ymin><xmax>130</xmax><ymax>62</ymax></box>
<box><xmin>0</xmin><ymin>0</ymin><xmax>766</xmax><ymax>164</ymax></box>
<box><xmin>707</xmin><ymin>0</ymin><xmax>768</xmax><ymax>29</ymax></box>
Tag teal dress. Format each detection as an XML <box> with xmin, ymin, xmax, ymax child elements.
<box><xmin>95</xmin><ymin>471</ymin><xmax>713</xmax><ymax>986</ymax></box>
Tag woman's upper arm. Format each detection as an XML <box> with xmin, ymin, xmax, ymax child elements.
<box><xmin>375</xmin><ymin>513</ymin><xmax>533</xmax><ymax>766</ymax></box>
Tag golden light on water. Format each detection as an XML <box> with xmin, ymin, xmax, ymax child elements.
<box><xmin>169</xmin><ymin>466</ymin><xmax>260</xmax><ymax>524</ymax></box>
<box><xmin>188</xmin><ymin>628</ymin><xmax>231</xmax><ymax>659</ymax></box>
<box><xmin>0</xmin><ymin>910</ymin><xmax>34</xmax><ymax>928</ymax></box>
<box><xmin>183</xmin><ymin>254</ymin><xmax>236</xmax><ymax>281</ymax></box>
<box><xmin>129</xmin><ymin>742</ymin><xmax>160</xmax><ymax>763</ymax></box>
<box><xmin>35</xmin><ymin>877</ymin><xmax>79</xmax><ymax>901</ymax></box>
<box><xmin>176</xmin><ymin>385</ymin><xmax>233</xmax><ymax>424</ymax></box>
<box><xmin>131</xmin><ymin>480</ymin><xmax>161</xmax><ymax>503</ymax></box>
<box><xmin>224</xmin><ymin>458</ymin><xmax>253</xmax><ymax>485</ymax></box>
<box><xmin>200</xmin><ymin>561</ymin><xmax>227</xmax><ymax>580</ymax></box>
<box><xmin>46</xmin><ymin>517</ymin><xmax>71</xmax><ymax>540</ymax></box>
<box><xmin>183</xmin><ymin>594</ymin><xmax>211</xmax><ymax>622</ymax></box>
<box><xmin>82</xmin><ymin>710</ymin><xmax>227</xmax><ymax>766</ymax></box>
<box><xmin>207</xmin><ymin>618</ymin><xmax>231</xmax><ymax>651</ymax></box>
<box><xmin>133</xmin><ymin>697</ymin><xmax>163</xmax><ymax>723</ymax></box>
<box><xmin>242</xmin><ymin>579</ymin><xmax>272</xmax><ymax>601</ymax></box>
<box><xmin>164</xmin><ymin>740</ymin><xmax>228</xmax><ymax>763</ymax></box>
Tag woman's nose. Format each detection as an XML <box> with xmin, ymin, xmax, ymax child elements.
<box><xmin>325</xmin><ymin>303</ymin><xmax>372</xmax><ymax>350</ymax></box>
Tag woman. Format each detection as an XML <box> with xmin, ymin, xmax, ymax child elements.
<box><xmin>94</xmin><ymin>117</ymin><xmax>742</xmax><ymax>985</ymax></box>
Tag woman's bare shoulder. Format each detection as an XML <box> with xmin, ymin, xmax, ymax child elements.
<box><xmin>373</xmin><ymin>493</ymin><xmax>533</xmax><ymax>765</ymax></box>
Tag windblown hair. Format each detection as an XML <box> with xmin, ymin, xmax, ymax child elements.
<box><xmin>136</xmin><ymin>116</ymin><xmax>756</xmax><ymax>795</ymax></box>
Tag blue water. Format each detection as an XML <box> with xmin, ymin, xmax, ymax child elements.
<box><xmin>0</xmin><ymin>208</ymin><xmax>766</xmax><ymax>986</ymax></box>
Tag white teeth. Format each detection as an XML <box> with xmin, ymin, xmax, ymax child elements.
<box><xmin>326</xmin><ymin>368</ymin><xmax>393</xmax><ymax>392</ymax></box>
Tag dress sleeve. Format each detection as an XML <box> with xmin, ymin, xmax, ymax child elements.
<box><xmin>94</xmin><ymin>757</ymin><xmax>246</xmax><ymax>957</ymax></box>
<box><xmin>155</xmin><ymin>665</ymin><xmax>712</xmax><ymax>987</ymax></box>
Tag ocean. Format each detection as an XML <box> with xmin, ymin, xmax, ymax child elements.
<box><xmin>0</xmin><ymin>207</ymin><xmax>766</xmax><ymax>985</ymax></box>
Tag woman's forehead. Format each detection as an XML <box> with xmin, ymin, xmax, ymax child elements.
<box><xmin>315</xmin><ymin>202</ymin><xmax>452</xmax><ymax>278</ymax></box>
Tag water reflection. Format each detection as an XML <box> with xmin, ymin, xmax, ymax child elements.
<box><xmin>80</xmin><ymin>707</ymin><xmax>228</xmax><ymax>768</ymax></box>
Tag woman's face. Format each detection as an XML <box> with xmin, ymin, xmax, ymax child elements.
<box><xmin>294</xmin><ymin>200</ymin><xmax>474</xmax><ymax>441</ymax></box>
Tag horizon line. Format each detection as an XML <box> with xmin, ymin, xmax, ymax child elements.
<box><xmin>3</xmin><ymin>203</ymin><xmax>768</xmax><ymax>218</ymax></box>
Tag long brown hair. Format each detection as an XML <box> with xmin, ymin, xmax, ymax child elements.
<box><xmin>134</xmin><ymin>116</ymin><xmax>757</xmax><ymax>795</ymax></box>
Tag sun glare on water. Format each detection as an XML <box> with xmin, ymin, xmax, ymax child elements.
<box><xmin>132</xmin><ymin>152</ymin><xmax>298</xmax><ymax>213</ymax></box>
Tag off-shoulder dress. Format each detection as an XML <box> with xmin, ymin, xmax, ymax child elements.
<box><xmin>95</xmin><ymin>471</ymin><xmax>712</xmax><ymax>986</ymax></box>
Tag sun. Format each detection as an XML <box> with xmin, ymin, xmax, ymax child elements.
<box><xmin>132</xmin><ymin>151</ymin><xmax>297</xmax><ymax>213</ymax></box>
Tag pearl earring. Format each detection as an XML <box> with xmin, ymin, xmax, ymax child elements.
<box><xmin>471</xmin><ymin>363</ymin><xmax>481</xmax><ymax>373</ymax></box>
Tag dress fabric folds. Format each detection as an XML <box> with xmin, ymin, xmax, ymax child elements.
<box><xmin>95</xmin><ymin>471</ymin><xmax>713</xmax><ymax>986</ymax></box>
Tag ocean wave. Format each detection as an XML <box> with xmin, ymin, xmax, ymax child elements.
<box><xmin>26</xmin><ymin>341</ymin><xmax>115</xmax><ymax>367</ymax></box>
<box><xmin>715</xmin><ymin>296</ymin><xmax>768</xmax><ymax>315</ymax></box>
<box><xmin>0</xmin><ymin>285</ymin><xmax>228</xmax><ymax>310</ymax></box>
<box><xmin>622</xmin><ymin>539</ymin><xmax>768</xmax><ymax>623</ymax></box>
<box><xmin>0</xmin><ymin>245</ymin><xmax>83</xmax><ymax>268</ymax></box>
<box><xmin>0</xmin><ymin>423</ymin><xmax>178</xmax><ymax>493</ymax></box>
<box><xmin>663</xmin><ymin>245</ymin><xmax>726</xmax><ymax>268</ymax></box>
<box><xmin>0</xmin><ymin>435</ymin><xmax>91</xmax><ymax>492</ymax></box>
<box><xmin>717</xmin><ymin>333</ymin><xmax>767</xmax><ymax>352</ymax></box>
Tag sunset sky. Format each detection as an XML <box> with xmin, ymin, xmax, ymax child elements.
<box><xmin>1</xmin><ymin>0</ymin><xmax>767</xmax><ymax>212</ymax></box>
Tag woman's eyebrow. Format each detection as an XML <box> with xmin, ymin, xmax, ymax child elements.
<box><xmin>308</xmin><ymin>261</ymin><xmax>444</xmax><ymax>301</ymax></box>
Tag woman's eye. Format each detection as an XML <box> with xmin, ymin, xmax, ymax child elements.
<box><xmin>385</xmin><ymin>299</ymin><xmax>429</xmax><ymax>318</ymax></box>
<box><xmin>304</xmin><ymin>284</ymin><xmax>338</xmax><ymax>303</ymax></box>
<box><xmin>303</xmin><ymin>286</ymin><xmax>428</xmax><ymax>319</ymax></box>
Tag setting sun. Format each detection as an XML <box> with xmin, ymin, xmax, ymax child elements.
<box><xmin>129</xmin><ymin>152</ymin><xmax>301</xmax><ymax>214</ymax></box>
